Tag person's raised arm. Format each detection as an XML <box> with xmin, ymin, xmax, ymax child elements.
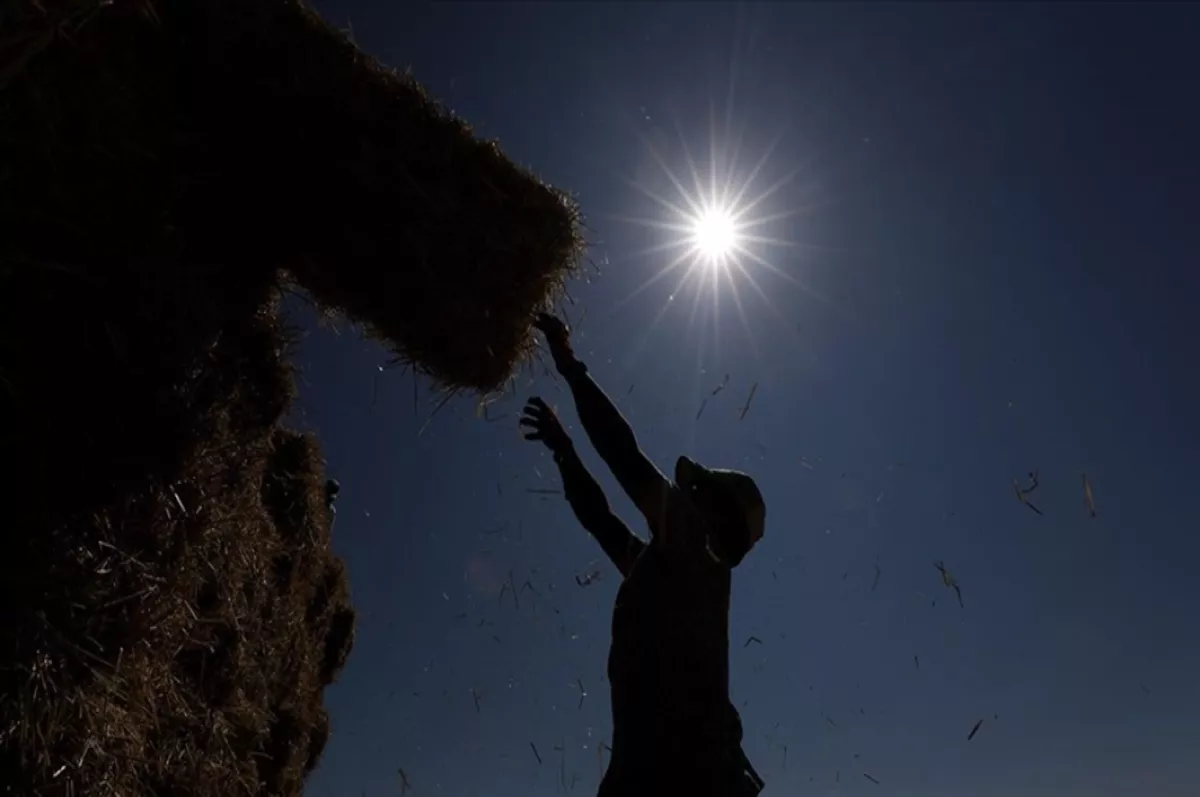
<box><xmin>534</xmin><ymin>314</ymin><xmax>672</xmax><ymax>536</ymax></box>
<box><xmin>519</xmin><ymin>397</ymin><xmax>646</xmax><ymax>576</ymax></box>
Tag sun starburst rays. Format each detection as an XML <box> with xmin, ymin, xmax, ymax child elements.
<box><xmin>606</xmin><ymin>114</ymin><xmax>812</xmax><ymax>348</ymax></box>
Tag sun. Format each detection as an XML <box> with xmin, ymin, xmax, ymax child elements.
<box><xmin>605</xmin><ymin>112</ymin><xmax>822</xmax><ymax>352</ymax></box>
<box><xmin>691</xmin><ymin>206</ymin><xmax>739</xmax><ymax>263</ymax></box>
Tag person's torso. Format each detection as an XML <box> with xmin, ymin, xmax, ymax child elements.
<box><xmin>606</xmin><ymin>488</ymin><xmax>742</xmax><ymax>762</ymax></box>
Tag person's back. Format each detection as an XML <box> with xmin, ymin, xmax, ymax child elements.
<box><xmin>605</xmin><ymin>487</ymin><xmax>743</xmax><ymax>794</ymax></box>
<box><xmin>606</xmin><ymin>560</ymin><xmax>745</xmax><ymax>793</ymax></box>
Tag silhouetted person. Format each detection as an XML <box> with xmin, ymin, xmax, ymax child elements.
<box><xmin>520</xmin><ymin>313</ymin><xmax>766</xmax><ymax>797</ymax></box>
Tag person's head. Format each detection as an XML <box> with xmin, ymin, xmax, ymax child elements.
<box><xmin>674</xmin><ymin>456</ymin><xmax>765</xmax><ymax>567</ymax></box>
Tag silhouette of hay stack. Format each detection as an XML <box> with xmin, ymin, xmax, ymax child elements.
<box><xmin>0</xmin><ymin>0</ymin><xmax>583</xmax><ymax>793</ymax></box>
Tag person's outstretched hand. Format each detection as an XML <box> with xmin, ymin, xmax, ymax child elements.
<box><xmin>533</xmin><ymin>312</ymin><xmax>574</xmax><ymax>365</ymax></box>
<box><xmin>519</xmin><ymin>396</ymin><xmax>572</xmax><ymax>454</ymax></box>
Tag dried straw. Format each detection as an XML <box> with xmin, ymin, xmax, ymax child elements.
<box><xmin>2</xmin><ymin>0</ymin><xmax>582</xmax><ymax>789</ymax></box>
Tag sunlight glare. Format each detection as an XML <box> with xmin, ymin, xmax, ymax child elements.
<box><xmin>692</xmin><ymin>206</ymin><xmax>739</xmax><ymax>263</ymax></box>
<box><xmin>606</xmin><ymin>112</ymin><xmax>826</xmax><ymax>356</ymax></box>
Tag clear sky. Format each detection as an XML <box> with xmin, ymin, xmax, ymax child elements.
<box><xmin>293</xmin><ymin>4</ymin><xmax>1199</xmax><ymax>796</ymax></box>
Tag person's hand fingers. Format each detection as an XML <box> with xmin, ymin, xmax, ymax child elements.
<box><xmin>523</xmin><ymin>431</ymin><xmax>544</xmax><ymax>442</ymax></box>
<box><xmin>527</xmin><ymin>396</ymin><xmax>549</xmax><ymax>412</ymax></box>
<box><xmin>534</xmin><ymin>313</ymin><xmax>568</xmax><ymax>338</ymax></box>
<box><xmin>518</xmin><ymin>415</ymin><xmax>539</xmax><ymax>430</ymax></box>
<box><xmin>527</xmin><ymin>401</ymin><xmax>559</xmax><ymax>426</ymax></box>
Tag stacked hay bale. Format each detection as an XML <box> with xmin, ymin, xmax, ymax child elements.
<box><xmin>0</xmin><ymin>0</ymin><xmax>584</xmax><ymax>794</ymax></box>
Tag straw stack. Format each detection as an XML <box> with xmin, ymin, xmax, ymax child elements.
<box><xmin>1</xmin><ymin>0</ymin><xmax>582</xmax><ymax>792</ymax></box>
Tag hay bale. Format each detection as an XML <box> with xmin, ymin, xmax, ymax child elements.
<box><xmin>2</xmin><ymin>0</ymin><xmax>584</xmax><ymax>791</ymax></box>
<box><xmin>4</xmin><ymin>0</ymin><xmax>584</xmax><ymax>394</ymax></box>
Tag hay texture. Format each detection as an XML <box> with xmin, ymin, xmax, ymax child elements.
<box><xmin>4</xmin><ymin>0</ymin><xmax>584</xmax><ymax>395</ymax></box>
<box><xmin>1</xmin><ymin>0</ymin><xmax>583</xmax><ymax>793</ymax></box>
<box><xmin>0</xmin><ymin>292</ymin><xmax>356</xmax><ymax>796</ymax></box>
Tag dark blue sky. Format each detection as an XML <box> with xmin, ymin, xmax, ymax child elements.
<box><xmin>293</xmin><ymin>3</ymin><xmax>1199</xmax><ymax>795</ymax></box>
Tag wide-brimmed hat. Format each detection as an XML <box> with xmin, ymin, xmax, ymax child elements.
<box><xmin>675</xmin><ymin>456</ymin><xmax>766</xmax><ymax>545</ymax></box>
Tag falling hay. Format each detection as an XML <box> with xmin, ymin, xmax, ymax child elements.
<box><xmin>1014</xmin><ymin>471</ymin><xmax>1044</xmax><ymax>516</ymax></box>
<box><xmin>738</xmin><ymin>382</ymin><xmax>759</xmax><ymax>420</ymax></box>
<box><xmin>967</xmin><ymin>718</ymin><xmax>984</xmax><ymax>741</ymax></box>
<box><xmin>576</xmin><ymin>678</ymin><xmax>587</xmax><ymax>709</ymax></box>
<box><xmin>1082</xmin><ymin>473</ymin><xmax>1097</xmax><ymax>517</ymax></box>
<box><xmin>575</xmin><ymin>570</ymin><xmax>603</xmax><ymax>587</ymax></box>
<box><xmin>934</xmin><ymin>560</ymin><xmax>965</xmax><ymax>608</ymax></box>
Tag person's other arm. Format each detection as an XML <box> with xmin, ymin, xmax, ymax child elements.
<box><xmin>534</xmin><ymin>315</ymin><xmax>672</xmax><ymax>536</ymax></box>
<box><xmin>554</xmin><ymin>442</ymin><xmax>646</xmax><ymax>576</ymax></box>
<box><xmin>520</xmin><ymin>397</ymin><xmax>646</xmax><ymax>575</ymax></box>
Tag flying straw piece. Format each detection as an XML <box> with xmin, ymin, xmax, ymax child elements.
<box><xmin>530</xmin><ymin>742</ymin><xmax>542</xmax><ymax>765</ymax></box>
<box><xmin>863</xmin><ymin>773</ymin><xmax>881</xmax><ymax>785</ymax></box>
<box><xmin>555</xmin><ymin>737</ymin><xmax>567</xmax><ymax>790</ymax></box>
<box><xmin>967</xmin><ymin>718</ymin><xmax>983</xmax><ymax>741</ymax></box>
<box><xmin>871</xmin><ymin>563</ymin><xmax>882</xmax><ymax>593</ymax></box>
<box><xmin>417</xmin><ymin>389</ymin><xmax>456</xmax><ymax>437</ymax></box>
<box><xmin>695</xmin><ymin>397</ymin><xmax>709</xmax><ymax>420</ymax></box>
<box><xmin>398</xmin><ymin>768</ymin><xmax>411</xmax><ymax>794</ymax></box>
<box><xmin>575</xmin><ymin>570</ymin><xmax>602</xmax><ymax>587</ymax></box>
<box><xmin>744</xmin><ymin>635</ymin><xmax>763</xmax><ymax>648</ymax></box>
<box><xmin>738</xmin><ymin>382</ymin><xmax>759</xmax><ymax>420</ymax></box>
<box><xmin>597</xmin><ymin>742</ymin><xmax>612</xmax><ymax>780</ymax></box>
<box><xmin>1082</xmin><ymin>473</ymin><xmax>1096</xmax><ymax>517</ymax></box>
<box><xmin>934</xmin><ymin>560</ymin><xmax>964</xmax><ymax>608</ymax></box>
<box><xmin>711</xmin><ymin>373</ymin><xmax>730</xmax><ymax>396</ymax></box>
<box><xmin>1013</xmin><ymin>470</ymin><xmax>1044</xmax><ymax>515</ymax></box>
